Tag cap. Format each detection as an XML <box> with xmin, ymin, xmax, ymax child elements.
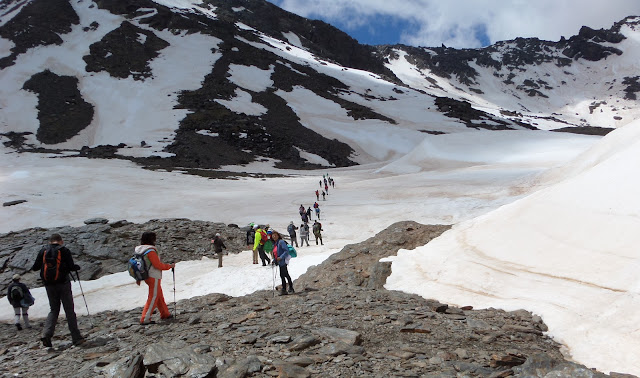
<box><xmin>290</xmin><ymin>221</ymin><xmax>293</xmax><ymax>224</ymax></box>
<box><xmin>215</xmin><ymin>233</ymin><xmax>220</xmax><ymax>237</ymax></box>
<box><xmin>253</xmin><ymin>224</ymin><xmax>258</xmax><ymax>229</ymax></box>
<box><xmin>12</xmin><ymin>274</ymin><xmax>20</xmax><ymax>281</ymax></box>
<box><xmin>267</xmin><ymin>230</ymin><xmax>273</xmax><ymax>234</ymax></box>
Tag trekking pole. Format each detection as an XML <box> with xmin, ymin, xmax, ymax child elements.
<box><xmin>75</xmin><ymin>271</ymin><xmax>90</xmax><ymax>316</ymax></box>
<box><xmin>271</xmin><ymin>262</ymin><xmax>276</xmax><ymax>297</ymax></box>
<box><xmin>172</xmin><ymin>267</ymin><xmax>177</xmax><ymax>318</ymax></box>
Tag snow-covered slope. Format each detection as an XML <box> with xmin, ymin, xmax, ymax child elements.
<box><xmin>1</xmin><ymin>0</ymin><xmax>637</xmax><ymax>172</ymax></box>
<box><xmin>386</xmin><ymin>120</ymin><xmax>640</xmax><ymax>374</ymax></box>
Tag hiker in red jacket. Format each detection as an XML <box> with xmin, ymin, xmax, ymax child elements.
<box><xmin>136</xmin><ymin>231</ymin><xmax>175</xmax><ymax>325</ymax></box>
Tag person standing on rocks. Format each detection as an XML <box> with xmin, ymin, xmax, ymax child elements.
<box><xmin>31</xmin><ymin>233</ymin><xmax>84</xmax><ymax>347</ymax></box>
<box><xmin>313</xmin><ymin>220</ymin><xmax>323</xmax><ymax>245</ymax></box>
<box><xmin>211</xmin><ymin>233</ymin><xmax>226</xmax><ymax>268</ymax></box>
<box><xmin>272</xmin><ymin>231</ymin><xmax>294</xmax><ymax>295</ymax></box>
<box><xmin>6</xmin><ymin>274</ymin><xmax>34</xmax><ymax>330</ymax></box>
<box><xmin>299</xmin><ymin>223</ymin><xmax>310</xmax><ymax>247</ymax></box>
<box><xmin>136</xmin><ymin>231</ymin><xmax>175</xmax><ymax>325</ymax></box>
<box><xmin>287</xmin><ymin>221</ymin><xmax>299</xmax><ymax>247</ymax></box>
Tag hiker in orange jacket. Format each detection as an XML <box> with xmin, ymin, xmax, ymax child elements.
<box><xmin>136</xmin><ymin>231</ymin><xmax>175</xmax><ymax>325</ymax></box>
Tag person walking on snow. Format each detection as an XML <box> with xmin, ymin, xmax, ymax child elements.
<box><xmin>136</xmin><ymin>232</ymin><xmax>175</xmax><ymax>325</ymax></box>
<box><xmin>32</xmin><ymin>233</ymin><xmax>84</xmax><ymax>347</ymax></box>
<box><xmin>299</xmin><ymin>204</ymin><xmax>305</xmax><ymax>219</ymax></box>
<box><xmin>299</xmin><ymin>223</ymin><xmax>310</xmax><ymax>246</ymax></box>
<box><xmin>313</xmin><ymin>220</ymin><xmax>323</xmax><ymax>245</ymax></box>
<box><xmin>6</xmin><ymin>274</ymin><xmax>34</xmax><ymax>330</ymax></box>
<box><xmin>315</xmin><ymin>190</ymin><xmax>319</xmax><ymax>201</ymax></box>
<box><xmin>246</xmin><ymin>223</ymin><xmax>256</xmax><ymax>250</ymax></box>
<box><xmin>253</xmin><ymin>225</ymin><xmax>271</xmax><ymax>266</ymax></box>
<box><xmin>287</xmin><ymin>221</ymin><xmax>299</xmax><ymax>247</ymax></box>
<box><xmin>306</xmin><ymin>207</ymin><xmax>312</xmax><ymax>221</ymax></box>
<box><xmin>272</xmin><ymin>231</ymin><xmax>294</xmax><ymax>295</ymax></box>
<box><xmin>211</xmin><ymin>233</ymin><xmax>226</xmax><ymax>268</ymax></box>
<box><xmin>322</xmin><ymin>191</ymin><xmax>326</xmax><ymax>200</ymax></box>
<box><xmin>313</xmin><ymin>202</ymin><xmax>321</xmax><ymax>219</ymax></box>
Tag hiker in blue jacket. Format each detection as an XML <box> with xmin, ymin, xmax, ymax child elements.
<box><xmin>272</xmin><ymin>231</ymin><xmax>294</xmax><ymax>295</ymax></box>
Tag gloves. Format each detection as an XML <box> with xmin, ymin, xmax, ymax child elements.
<box><xmin>72</xmin><ymin>264</ymin><xmax>81</xmax><ymax>271</ymax></box>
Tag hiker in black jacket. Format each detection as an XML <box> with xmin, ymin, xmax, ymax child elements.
<box><xmin>6</xmin><ymin>274</ymin><xmax>34</xmax><ymax>330</ymax></box>
<box><xmin>31</xmin><ymin>233</ymin><xmax>84</xmax><ymax>347</ymax></box>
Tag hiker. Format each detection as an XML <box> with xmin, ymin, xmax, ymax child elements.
<box><xmin>315</xmin><ymin>190</ymin><xmax>319</xmax><ymax>201</ymax></box>
<box><xmin>306</xmin><ymin>207</ymin><xmax>312</xmax><ymax>220</ymax></box>
<box><xmin>135</xmin><ymin>231</ymin><xmax>175</xmax><ymax>325</ymax></box>
<box><xmin>272</xmin><ymin>231</ymin><xmax>294</xmax><ymax>295</ymax></box>
<box><xmin>287</xmin><ymin>221</ymin><xmax>299</xmax><ymax>247</ymax></box>
<box><xmin>253</xmin><ymin>225</ymin><xmax>271</xmax><ymax>266</ymax></box>
<box><xmin>211</xmin><ymin>233</ymin><xmax>226</xmax><ymax>268</ymax></box>
<box><xmin>246</xmin><ymin>223</ymin><xmax>255</xmax><ymax>250</ymax></box>
<box><xmin>322</xmin><ymin>191</ymin><xmax>326</xmax><ymax>200</ymax></box>
<box><xmin>325</xmin><ymin>183</ymin><xmax>329</xmax><ymax>194</ymax></box>
<box><xmin>6</xmin><ymin>274</ymin><xmax>34</xmax><ymax>330</ymax></box>
<box><xmin>299</xmin><ymin>223</ymin><xmax>310</xmax><ymax>246</ymax></box>
<box><xmin>264</xmin><ymin>230</ymin><xmax>275</xmax><ymax>263</ymax></box>
<box><xmin>298</xmin><ymin>204</ymin><xmax>305</xmax><ymax>220</ymax></box>
<box><xmin>319</xmin><ymin>180</ymin><xmax>322</xmax><ymax>188</ymax></box>
<box><xmin>301</xmin><ymin>211</ymin><xmax>309</xmax><ymax>224</ymax></box>
<box><xmin>31</xmin><ymin>233</ymin><xmax>84</xmax><ymax>347</ymax></box>
<box><xmin>313</xmin><ymin>220</ymin><xmax>323</xmax><ymax>245</ymax></box>
<box><xmin>313</xmin><ymin>202</ymin><xmax>321</xmax><ymax>219</ymax></box>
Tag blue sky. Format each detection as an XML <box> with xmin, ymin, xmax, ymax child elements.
<box><xmin>268</xmin><ymin>0</ymin><xmax>640</xmax><ymax>48</ymax></box>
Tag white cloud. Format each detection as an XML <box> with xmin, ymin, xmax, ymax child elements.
<box><xmin>272</xmin><ymin>0</ymin><xmax>640</xmax><ymax>47</ymax></box>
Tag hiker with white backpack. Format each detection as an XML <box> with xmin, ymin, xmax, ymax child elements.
<box><xmin>134</xmin><ymin>231</ymin><xmax>175</xmax><ymax>325</ymax></box>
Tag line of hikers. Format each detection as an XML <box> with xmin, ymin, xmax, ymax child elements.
<box><xmin>7</xmin><ymin>175</ymin><xmax>337</xmax><ymax>346</ymax></box>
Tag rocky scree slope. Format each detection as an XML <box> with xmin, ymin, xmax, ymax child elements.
<box><xmin>1</xmin><ymin>220</ymin><xmax>635</xmax><ymax>377</ymax></box>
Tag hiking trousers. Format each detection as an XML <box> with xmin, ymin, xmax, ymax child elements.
<box><xmin>315</xmin><ymin>233</ymin><xmax>323</xmax><ymax>245</ymax></box>
<box><xmin>141</xmin><ymin>277</ymin><xmax>171</xmax><ymax>324</ymax></box>
<box><xmin>13</xmin><ymin>306</ymin><xmax>30</xmax><ymax>327</ymax></box>
<box><xmin>300</xmin><ymin>235</ymin><xmax>310</xmax><ymax>246</ymax></box>
<box><xmin>258</xmin><ymin>245</ymin><xmax>270</xmax><ymax>265</ymax></box>
<box><xmin>279</xmin><ymin>265</ymin><xmax>293</xmax><ymax>292</ymax></box>
<box><xmin>43</xmin><ymin>281</ymin><xmax>82</xmax><ymax>341</ymax></box>
<box><xmin>289</xmin><ymin>234</ymin><xmax>299</xmax><ymax>247</ymax></box>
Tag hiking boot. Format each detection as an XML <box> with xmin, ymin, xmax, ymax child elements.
<box><xmin>161</xmin><ymin>314</ymin><xmax>174</xmax><ymax>320</ymax></box>
<box><xmin>41</xmin><ymin>337</ymin><xmax>52</xmax><ymax>348</ymax></box>
<box><xmin>73</xmin><ymin>337</ymin><xmax>85</xmax><ymax>346</ymax></box>
<box><xmin>288</xmin><ymin>288</ymin><xmax>295</xmax><ymax>294</ymax></box>
<box><xmin>279</xmin><ymin>289</ymin><xmax>288</xmax><ymax>296</ymax></box>
<box><xmin>15</xmin><ymin>324</ymin><xmax>22</xmax><ymax>331</ymax></box>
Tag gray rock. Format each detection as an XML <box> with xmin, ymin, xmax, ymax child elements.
<box><xmin>317</xmin><ymin>342</ymin><xmax>365</xmax><ymax>356</ymax></box>
<box><xmin>312</xmin><ymin>327</ymin><xmax>362</xmax><ymax>345</ymax></box>
<box><xmin>288</xmin><ymin>335</ymin><xmax>321</xmax><ymax>351</ymax></box>
<box><xmin>85</xmin><ymin>218</ymin><xmax>109</xmax><ymax>225</ymax></box>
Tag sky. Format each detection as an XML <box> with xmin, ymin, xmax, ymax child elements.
<box><xmin>1</xmin><ymin>0</ymin><xmax>640</xmax><ymax>375</ymax></box>
<box><xmin>268</xmin><ymin>0</ymin><xmax>640</xmax><ymax>48</ymax></box>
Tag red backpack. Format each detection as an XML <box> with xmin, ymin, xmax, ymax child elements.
<box><xmin>258</xmin><ymin>229</ymin><xmax>268</xmax><ymax>244</ymax></box>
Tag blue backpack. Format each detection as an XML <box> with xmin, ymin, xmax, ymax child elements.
<box><xmin>128</xmin><ymin>248</ymin><xmax>153</xmax><ymax>281</ymax></box>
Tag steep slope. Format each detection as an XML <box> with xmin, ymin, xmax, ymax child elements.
<box><xmin>0</xmin><ymin>0</ymin><xmax>638</xmax><ymax>173</ymax></box>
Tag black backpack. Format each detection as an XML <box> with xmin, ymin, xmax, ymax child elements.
<box><xmin>43</xmin><ymin>246</ymin><xmax>63</xmax><ymax>283</ymax></box>
<box><xmin>10</xmin><ymin>285</ymin><xmax>24</xmax><ymax>302</ymax></box>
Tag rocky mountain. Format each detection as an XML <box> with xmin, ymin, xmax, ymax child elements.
<box><xmin>1</xmin><ymin>0</ymin><xmax>638</xmax><ymax>175</ymax></box>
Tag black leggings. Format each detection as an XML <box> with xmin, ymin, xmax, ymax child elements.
<box><xmin>279</xmin><ymin>265</ymin><xmax>293</xmax><ymax>291</ymax></box>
